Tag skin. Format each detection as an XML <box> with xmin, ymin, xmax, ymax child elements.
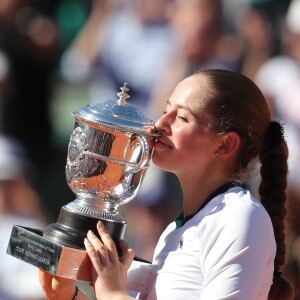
<box><xmin>38</xmin><ymin>269</ymin><xmax>78</xmax><ymax>300</ymax></box>
<box><xmin>38</xmin><ymin>74</ymin><xmax>241</xmax><ymax>299</ymax></box>
<box><xmin>84</xmin><ymin>223</ymin><xmax>135</xmax><ymax>300</ymax></box>
<box><xmin>152</xmin><ymin>75</ymin><xmax>240</xmax><ymax>217</ymax></box>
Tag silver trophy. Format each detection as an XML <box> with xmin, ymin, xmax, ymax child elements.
<box><xmin>7</xmin><ymin>83</ymin><xmax>158</xmax><ymax>282</ymax></box>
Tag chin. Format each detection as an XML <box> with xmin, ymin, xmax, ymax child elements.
<box><xmin>152</xmin><ymin>153</ymin><xmax>175</xmax><ymax>173</ymax></box>
<box><xmin>152</xmin><ymin>152</ymin><xmax>165</xmax><ymax>169</ymax></box>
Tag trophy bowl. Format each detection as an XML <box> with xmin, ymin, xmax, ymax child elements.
<box><xmin>43</xmin><ymin>82</ymin><xmax>159</xmax><ymax>249</ymax></box>
<box><xmin>7</xmin><ymin>83</ymin><xmax>159</xmax><ymax>283</ymax></box>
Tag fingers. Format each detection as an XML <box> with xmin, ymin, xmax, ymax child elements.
<box><xmin>86</xmin><ymin>230</ymin><xmax>110</xmax><ymax>268</ymax></box>
<box><xmin>119</xmin><ymin>239</ymin><xmax>129</xmax><ymax>253</ymax></box>
<box><xmin>84</xmin><ymin>221</ymin><xmax>134</xmax><ymax>270</ymax></box>
<box><xmin>119</xmin><ymin>240</ymin><xmax>135</xmax><ymax>270</ymax></box>
<box><xmin>96</xmin><ymin>221</ymin><xmax>119</xmax><ymax>263</ymax></box>
<box><xmin>84</xmin><ymin>236</ymin><xmax>102</xmax><ymax>273</ymax></box>
<box><xmin>38</xmin><ymin>269</ymin><xmax>53</xmax><ymax>291</ymax></box>
<box><xmin>85</xmin><ymin>221</ymin><xmax>119</xmax><ymax>266</ymax></box>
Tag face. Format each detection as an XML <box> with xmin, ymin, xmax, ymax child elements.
<box><xmin>152</xmin><ymin>75</ymin><xmax>222</xmax><ymax>176</ymax></box>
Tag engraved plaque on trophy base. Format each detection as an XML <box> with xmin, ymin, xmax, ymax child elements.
<box><xmin>7</xmin><ymin>224</ymin><xmax>102</xmax><ymax>282</ymax></box>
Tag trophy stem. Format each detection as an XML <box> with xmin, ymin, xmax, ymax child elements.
<box><xmin>43</xmin><ymin>205</ymin><xmax>126</xmax><ymax>250</ymax></box>
<box><xmin>65</xmin><ymin>198</ymin><xmax>124</xmax><ymax>221</ymax></box>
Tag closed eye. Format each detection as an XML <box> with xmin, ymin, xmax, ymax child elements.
<box><xmin>177</xmin><ymin>116</ymin><xmax>188</xmax><ymax>122</ymax></box>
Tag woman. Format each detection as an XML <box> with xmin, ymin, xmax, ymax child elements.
<box><xmin>39</xmin><ymin>69</ymin><xmax>294</xmax><ymax>299</ymax></box>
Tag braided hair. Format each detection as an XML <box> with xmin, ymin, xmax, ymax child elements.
<box><xmin>259</xmin><ymin>121</ymin><xmax>293</xmax><ymax>300</ymax></box>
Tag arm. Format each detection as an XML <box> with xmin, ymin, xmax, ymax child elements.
<box><xmin>84</xmin><ymin>221</ymin><xmax>136</xmax><ymax>300</ymax></box>
<box><xmin>64</xmin><ymin>0</ymin><xmax>116</xmax><ymax>66</ymax></box>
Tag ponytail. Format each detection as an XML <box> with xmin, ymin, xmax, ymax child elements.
<box><xmin>258</xmin><ymin>121</ymin><xmax>294</xmax><ymax>300</ymax></box>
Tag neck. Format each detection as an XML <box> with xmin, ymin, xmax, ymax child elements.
<box><xmin>178</xmin><ymin>173</ymin><xmax>230</xmax><ymax>218</ymax></box>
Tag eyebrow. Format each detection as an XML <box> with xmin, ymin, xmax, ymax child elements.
<box><xmin>166</xmin><ymin>100</ymin><xmax>197</xmax><ymax>117</ymax></box>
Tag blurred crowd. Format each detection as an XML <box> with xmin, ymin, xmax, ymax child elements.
<box><xmin>0</xmin><ymin>0</ymin><xmax>300</xmax><ymax>299</ymax></box>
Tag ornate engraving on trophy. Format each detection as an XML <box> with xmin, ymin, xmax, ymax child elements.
<box><xmin>66</xmin><ymin>126</ymin><xmax>116</xmax><ymax>199</ymax></box>
<box><xmin>67</xmin><ymin>127</ymin><xmax>88</xmax><ymax>170</ymax></box>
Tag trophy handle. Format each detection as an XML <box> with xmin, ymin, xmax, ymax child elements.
<box><xmin>82</xmin><ymin>135</ymin><xmax>149</xmax><ymax>172</ymax></box>
<box><xmin>122</xmin><ymin>135</ymin><xmax>149</xmax><ymax>177</ymax></box>
<box><xmin>83</xmin><ymin>151</ymin><xmax>136</xmax><ymax>167</ymax></box>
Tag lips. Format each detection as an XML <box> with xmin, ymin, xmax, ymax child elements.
<box><xmin>155</xmin><ymin>137</ymin><xmax>172</xmax><ymax>148</ymax></box>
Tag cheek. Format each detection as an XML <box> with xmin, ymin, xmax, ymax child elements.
<box><xmin>178</xmin><ymin>134</ymin><xmax>216</xmax><ymax>161</ymax></box>
<box><xmin>175</xmin><ymin>129</ymin><xmax>205</xmax><ymax>152</ymax></box>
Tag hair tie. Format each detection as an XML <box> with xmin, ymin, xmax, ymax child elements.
<box><xmin>273</xmin><ymin>269</ymin><xmax>282</xmax><ymax>277</ymax></box>
<box><xmin>264</xmin><ymin>120</ymin><xmax>285</xmax><ymax>148</ymax></box>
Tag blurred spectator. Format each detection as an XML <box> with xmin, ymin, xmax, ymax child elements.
<box><xmin>223</xmin><ymin>0</ymin><xmax>291</xmax><ymax>80</ymax></box>
<box><xmin>54</xmin><ymin>0</ymin><xmax>92</xmax><ymax>54</ymax></box>
<box><xmin>0</xmin><ymin>0</ymin><xmax>86</xmax><ymax>222</ymax></box>
<box><xmin>60</xmin><ymin>0</ymin><xmax>175</xmax><ymax>111</ymax></box>
<box><xmin>0</xmin><ymin>0</ymin><xmax>59</xmax><ymax>168</ymax></box>
<box><xmin>148</xmin><ymin>0</ymin><xmax>235</xmax><ymax>120</ymax></box>
<box><xmin>0</xmin><ymin>134</ymin><xmax>47</xmax><ymax>300</ymax></box>
<box><xmin>234</xmin><ymin>6</ymin><xmax>274</xmax><ymax>79</ymax></box>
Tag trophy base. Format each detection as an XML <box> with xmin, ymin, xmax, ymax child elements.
<box><xmin>7</xmin><ymin>225</ymin><xmax>155</xmax><ymax>292</ymax></box>
<box><xmin>7</xmin><ymin>225</ymin><xmax>93</xmax><ymax>281</ymax></box>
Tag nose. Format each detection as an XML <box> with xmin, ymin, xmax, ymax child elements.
<box><xmin>155</xmin><ymin>112</ymin><xmax>171</xmax><ymax>134</ymax></box>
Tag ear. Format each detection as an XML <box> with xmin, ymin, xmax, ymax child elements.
<box><xmin>216</xmin><ymin>132</ymin><xmax>240</xmax><ymax>159</ymax></box>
